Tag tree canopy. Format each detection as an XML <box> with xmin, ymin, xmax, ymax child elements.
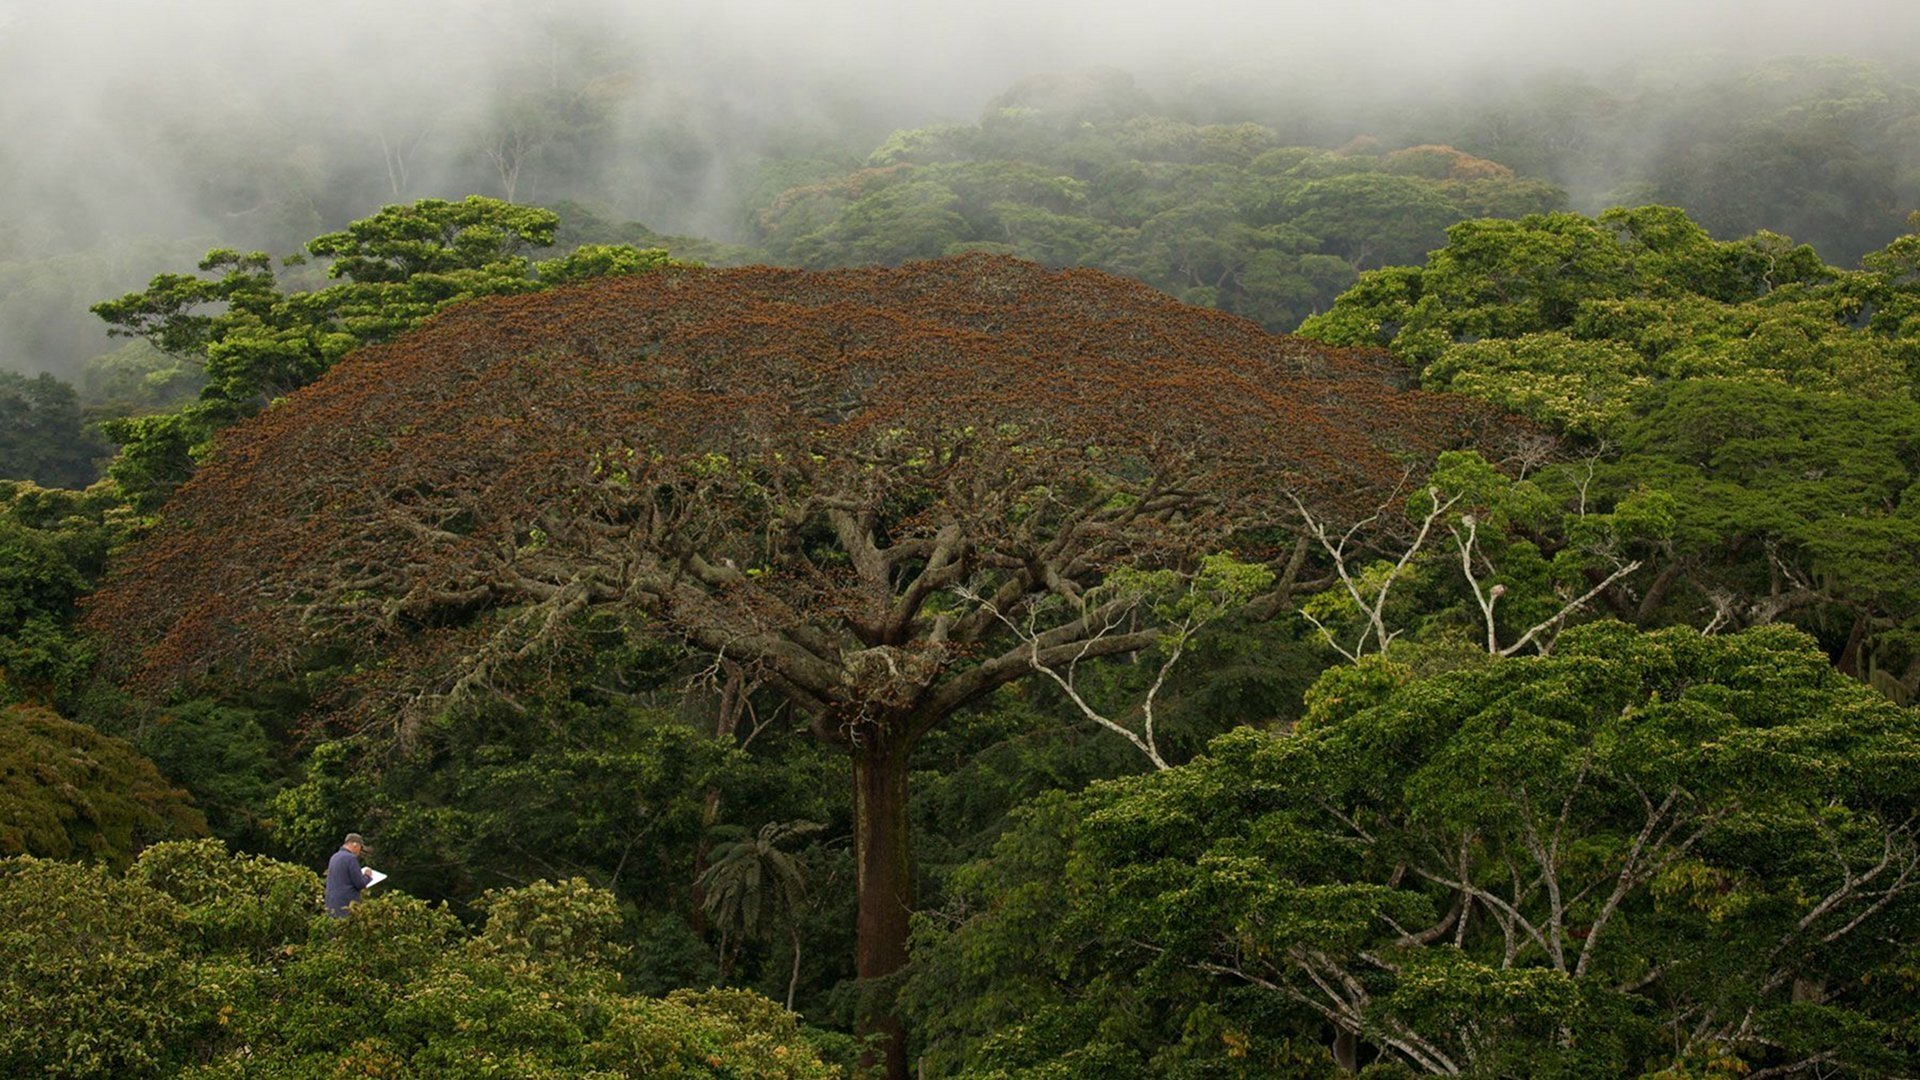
<box><xmin>89</xmin><ymin>196</ymin><xmax>680</xmax><ymax>510</ymax></box>
<box><xmin>0</xmin><ymin>841</ymin><xmax>846</xmax><ymax>1079</ymax></box>
<box><xmin>0</xmin><ymin>371</ymin><xmax>106</xmax><ymax>487</ymax></box>
<box><xmin>1297</xmin><ymin>205</ymin><xmax>1920</xmax><ymax>702</ymax></box>
<box><xmin>755</xmin><ymin>105</ymin><xmax>1564</xmax><ymax>334</ymax></box>
<box><xmin>86</xmin><ymin>254</ymin><xmax>1500</xmax><ymax>1077</ymax></box>
<box><xmin>0</xmin><ymin>704</ymin><xmax>205</xmax><ymax>865</ymax></box>
<box><xmin>908</xmin><ymin>623</ymin><xmax>1920</xmax><ymax>1076</ymax></box>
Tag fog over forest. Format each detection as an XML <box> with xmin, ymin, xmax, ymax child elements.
<box><xmin>2</xmin><ymin>0</ymin><xmax>1918</xmax><ymax>377</ymax></box>
<box><xmin>17</xmin><ymin>6</ymin><xmax>1920</xmax><ymax>1077</ymax></box>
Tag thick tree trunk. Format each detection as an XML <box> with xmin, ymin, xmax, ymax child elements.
<box><xmin>1333</xmin><ymin>1028</ymin><xmax>1359</xmax><ymax>1072</ymax></box>
<box><xmin>691</xmin><ymin>664</ymin><xmax>747</xmax><ymax>936</ymax></box>
<box><xmin>1634</xmin><ymin>560</ymin><xmax>1686</xmax><ymax>624</ymax></box>
<box><xmin>1836</xmin><ymin>613</ymin><xmax>1870</xmax><ymax>678</ymax></box>
<box><xmin>853</xmin><ymin>737</ymin><xmax>915</xmax><ymax>1080</ymax></box>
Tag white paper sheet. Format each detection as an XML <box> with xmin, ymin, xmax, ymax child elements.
<box><xmin>365</xmin><ymin>869</ymin><xmax>388</xmax><ymax>888</ymax></box>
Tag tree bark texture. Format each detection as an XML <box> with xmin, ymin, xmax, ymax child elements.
<box><xmin>1334</xmin><ymin>1028</ymin><xmax>1359</xmax><ymax>1072</ymax></box>
<box><xmin>853</xmin><ymin>737</ymin><xmax>914</xmax><ymax>1080</ymax></box>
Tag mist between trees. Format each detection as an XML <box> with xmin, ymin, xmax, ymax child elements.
<box><xmin>4</xmin><ymin>0</ymin><xmax>1920</xmax><ymax>386</ymax></box>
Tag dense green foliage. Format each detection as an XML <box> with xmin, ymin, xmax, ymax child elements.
<box><xmin>908</xmin><ymin>625</ymin><xmax>1920</xmax><ymax>1077</ymax></box>
<box><xmin>740</xmin><ymin>57</ymin><xmax>1920</xmax><ymax>337</ymax></box>
<box><xmin>0</xmin><ymin>371</ymin><xmax>107</xmax><ymax>487</ymax></box>
<box><xmin>1298</xmin><ymin>206</ymin><xmax>1920</xmax><ymax>702</ymax></box>
<box><xmin>0</xmin><ymin>704</ymin><xmax>204</xmax><ymax>864</ymax></box>
<box><xmin>753</xmin><ymin>91</ymin><xmax>1562</xmax><ymax>332</ymax></box>
<box><xmin>1298</xmin><ymin>205</ymin><xmax>1906</xmax><ymax>418</ymax></box>
<box><xmin>0</xmin><ymin>484</ymin><xmax>114</xmax><ymax>702</ymax></box>
<box><xmin>0</xmin><ymin>842</ymin><xmax>848</xmax><ymax>1079</ymax></box>
<box><xmin>1180</xmin><ymin>55</ymin><xmax>1920</xmax><ymax>268</ymax></box>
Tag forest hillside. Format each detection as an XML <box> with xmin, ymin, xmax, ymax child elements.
<box><xmin>5</xmin><ymin>7</ymin><xmax>1920</xmax><ymax>1077</ymax></box>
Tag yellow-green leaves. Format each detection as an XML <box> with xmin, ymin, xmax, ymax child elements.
<box><xmin>938</xmin><ymin>622</ymin><xmax>1920</xmax><ymax>1075</ymax></box>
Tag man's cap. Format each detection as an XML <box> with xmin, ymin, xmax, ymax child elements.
<box><xmin>343</xmin><ymin>832</ymin><xmax>366</xmax><ymax>847</ymax></box>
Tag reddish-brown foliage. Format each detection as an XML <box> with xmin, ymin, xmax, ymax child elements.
<box><xmin>86</xmin><ymin>254</ymin><xmax>1504</xmax><ymax>1079</ymax></box>
<box><xmin>90</xmin><ymin>254</ymin><xmax>1494</xmax><ymax>724</ymax></box>
<box><xmin>1381</xmin><ymin>144</ymin><xmax>1518</xmax><ymax>181</ymax></box>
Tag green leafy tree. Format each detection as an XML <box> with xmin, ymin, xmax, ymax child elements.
<box><xmin>0</xmin><ymin>704</ymin><xmax>205</xmax><ymax>865</ymax></box>
<box><xmin>910</xmin><ymin>623</ymin><xmax>1920</xmax><ymax>1076</ymax></box>
<box><xmin>77</xmin><ymin>339</ymin><xmax>204</xmax><ymax>416</ymax></box>
<box><xmin>1297</xmin><ymin>206</ymin><xmax>1854</xmax><ymax>385</ymax></box>
<box><xmin>1420</xmin><ymin>333</ymin><xmax>1653</xmax><ymax>436</ymax></box>
<box><xmin>754</xmin><ymin>105</ymin><xmax>1562</xmax><ymax>333</ymax></box>
<box><xmin>1612</xmin><ymin>380</ymin><xmax>1920</xmax><ymax>693</ymax></box>
<box><xmin>0</xmin><ymin>371</ymin><xmax>106</xmax><ymax>487</ymax></box>
<box><xmin>779</xmin><ymin>178</ymin><xmax>971</xmax><ymax>266</ymax></box>
<box><xmin>91</xmin><ymin>197</ymin><xmax>683</xmax><ymax>510</ymax></box>
<box><xmin>0</xmin><ymin>503</ymin><xmax>95</xmax><ymax>698</ymax></box>
<box><xmin>473</xmin><ymin>876</ymin><xmax>632</xmax><ymax>974</ymax></box>
<box><xmin>0</xmin><ymin>480</ymin><xmax>132</xmax><ymax>705</ymax></box>
<box><xmin>129</xmin><ymin>838</ymin><xmax>321</xmax><ymax>959</ymax></box>
<box><xmin>1299</xmin><ymin>205</ymin><xmax>1920</xmax><ymax>695</ymax></box>
<box><xmin>0</xmin><ymin>857</ymin><xmax>209</xmax><ymax>1078</ymax></box>
<box><xmin>536</xmin><ymin>242</ymin><xmax>677</xmax><ymax>286</ymax></box>
<box><xmin>216</xmin><ymin>880</ymin><xmax>846</xmax><ymax>1079</ymax></box>
<box><xmin>1276</xmin><ymin>172</ymin><xmax>1462</xmax><ymax>270</ymax></box>
<box><xmin>133</xmin><ymin>700</ymin><xmax>281</xmax><ymax>848</ymax></box>
<box><xmin>698</xmin><ymin>819</ymin><xmax>824</xmax><ymax>1008</ymax></box>
<box><xmin>267</xmin><ymin>701</ymin><xmax>774</xmax><ymax>928</ymax></box>
<box><xmin>1286</xmin><ymin>449</ymin><xmax>1669</xmax><ymax>671</ymax></box>
<box><xmin>0</xmin><ymin>844</ymin><xmax>848</xmax><ymax>1079</ymax></box>
<box><xmin>1856</xmin><ymin>209</ymin><xmax>1920</xmax><ymax>387</ymax></box>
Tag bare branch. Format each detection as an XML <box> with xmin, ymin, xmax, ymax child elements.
<box><xmin>1289</xmin><ymin>484</ymin><xmax>1459</xmax><ymax>658</ymax></box>
<box><xmin>1454</xmin><ymin>513</ymin><xmax>1642</xmax><ymax>657</ymax></box>
<box><xmin>958</xmin><ymin>580</ymin><xmax>1180</xmax><ymax>769</ymax></box>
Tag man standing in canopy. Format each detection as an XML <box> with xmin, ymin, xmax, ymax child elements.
<box><xmin>324</xmin><ymin>832</ymin><xmax>374</xmax><ymax>917</ymax></box>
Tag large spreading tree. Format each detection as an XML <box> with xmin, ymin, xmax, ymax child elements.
<box><xmin>88</xmin><ymin>255</ymin><xmax>1495</xmax><ymax>1076</ymax></box>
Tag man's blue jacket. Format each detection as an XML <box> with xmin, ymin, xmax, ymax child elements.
<box><xmin>325</xmin><ymin>846</ymin><xmax>368</xmax><ymax>917</ymax></box>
